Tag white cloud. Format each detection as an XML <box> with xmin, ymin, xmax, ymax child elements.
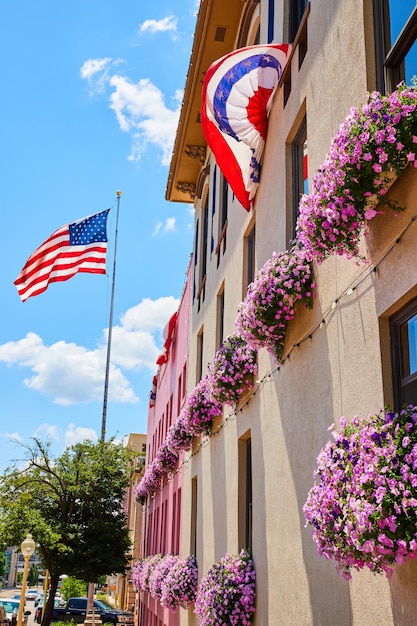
<box><xmin>0</xmin><ymin>432</ymin><xmax>24</xmax><ymax>442</ymax></box>
<box><xmin>65</xmin><ymin>424</ymin><xmax>98</xmax><ymax>447</ymax></box>
<box><xmin>109</xmin><ymin>75</ymin><xmax>180</xmax><ymax>165</ymax></box>
<box><xmin>120</xmin><ymin>296</ymin><xmax>179</xmax><ymax>334</ymax></box>
<box><xmin>80</xmin><ymin>59</ymin><xmax>181</xmax><ymax>165</ymax></box>
<box><xmin>80</xmin><ymin>57</ymin><xmax>117</xmax><ymax>94</ymax></box>
<box><xmin>152</xmin><ymin>218</ymin><xmax>176</xmax><ymax>236</ymax></box>
<box><xmin>139</xmin><ymin>16</ymin><xmax>178</xmax><ymax>36</ymax></box>
<box><xmin>164</xmin><ymin>217</ymin><xmax>176</xmax><ymax>232</ymax></box>
<box><xmin>153</xmin><ymin>221</ymin><xmax>162</xmax><ymax>236</ymax></box>
<box><xmin>34</xmin><ymin>423</ymin><xmax>60</xmax><ymax>441</ymax></box>
<box><xmin>80</xmin><ymin>57</ymin><xmax>113</xmax><ymax>80</ymax></box>
<box><xmin>0</xmin><ymin>296</ymin><xmax>179</xmax><ymax>406</ymax></box>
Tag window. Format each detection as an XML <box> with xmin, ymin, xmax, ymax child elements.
<box><xmin>196</xmin><ymin>328</ymin><xmax>204</xmax><ymax>383</ymax></box>
<box><xmin>177</xmin><ymin>373</ymin><xmax>182</xmax><ymax>415</ymax></box>
<box><xmin>190</xmin><ymin>477</ymin><xmax>198</xmax><ymax>556</ymax></box>
<box><xmin>216</xmin><ymin>173</ymin><xmax>228</xmax><ymax>267</ymax></box>
<box><xmin>391</xmin><ymin>298</ymin><xmax>417</xmax><ymax>410</ymax></box>
<box><xmin>200</xmin><ymin>198</ymin><xmax>209</xmax><ymax>286</ymax></box>
<box><xmin>238</xmin><ymin>434</ymin><xmax>252</xmax><ymax>551</ymax></box>
<box><xmin>374</xmin><ymin>0</ymin><xmax>417</xmax><ymax>92</ymax></box>
<box><xmin>217</xmin><ymin>285</ymin><xmax>225</xmax><ymax>348</ymax></box>
<box><xmin>182</xmin><ymin>363</ymin><xmax>187</xmax><ymax>398</ymax></box>
<box><xmin>268</xmin><ymin>0</ymin><xmax>274</xmax><ymax>43</ymax></box>
<box><xmin>291</xmin><ymin>116</ymin><xmax>308</xmax><ymax>240</ymax></box>
<box><xmin>195</xmin><ymin>195</ymin><xmax>209</xmax><ymax>310</ymax></box>
<box><xmin>290</xmin><ymin>0</ymin><xmax>308</xmax><ymax>42</ymax></box>
<box><xmin>243</xmin><ymin>222</ymin><xmax>256</xmax><ymax>294</ymax></box>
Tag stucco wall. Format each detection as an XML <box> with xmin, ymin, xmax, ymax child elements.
<box><xmin>179</xmin><ymin>1</ymin><xmax>417</xmax><ymax>625</ymax></box>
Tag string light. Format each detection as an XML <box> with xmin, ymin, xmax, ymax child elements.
<box><xmin>141</xmin><ymin>213</ymin><xmax>417</xmax><ymax>509</ymax></box>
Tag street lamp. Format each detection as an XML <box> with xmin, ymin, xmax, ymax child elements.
<box><xmin>17</xmin><ymin>533</ymin><xmax>36</xmax><ymax>626</ymax></box>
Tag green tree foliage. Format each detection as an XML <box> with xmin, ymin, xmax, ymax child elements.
<box><xmin>28</xmin><ymin>563</ymin><xmax>39</xmax><ymax>586</ymax></box>
<box><xmin>0</xmin><ymin>438</ymin><xmax>134</xmax><ymax>626</ymax></box>
<box><xmin>59</xmin><ymin>576</ymin><xmax>88</xmax><ymax>601</ymax></box>
<box><xmin>0</xmin><ymin>551</ymin><xmax>5</xmax><ymax>579</ymax></box>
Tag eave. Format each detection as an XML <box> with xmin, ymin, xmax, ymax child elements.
<box><xmin>165</xmin><ymin>0</ymin><xmax>243</xmax><ymax>204</ymax></box>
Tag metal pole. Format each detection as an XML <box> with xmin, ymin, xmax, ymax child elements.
<box><xmin>17</xmin><ymin>555</ymin><xmax>30</xmax><ymax>626</ymax></box>
<box><xmin>101</xmin><ymin>190</ymin><xmax>122</xmax><ymax>442</ymax></box>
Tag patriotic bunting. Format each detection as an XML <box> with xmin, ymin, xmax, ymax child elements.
<box><xmin>201</xmin><ymin>44</ymin><xmax>291</xmax><ymax>211</ymax></box>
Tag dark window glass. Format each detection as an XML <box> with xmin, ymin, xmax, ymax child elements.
<box><xmin>391</xmin><ymin>298</ymin><xmax>417</xmax><ymax>410</ymax></box>
<box><xmin>197</xmin><ymin>330</ymin><xmax>204</xmax><ymax>383</ymax></box>
<box><xmin>201</xmin><ymin>200</ymin><xmax>209</xmax><ymax>283</ymax></box>
<box><xmin>217</xmin><ymin>288</ymin><xmax>225</xmax><ymax>348</ymax></box>
<box><xmin>290</xmin><ymin>0</ymin><xmax>308</xmax><ymax>41</ymax></box>
<box><xmin>246</xmin><ymin>225</ymin><xmax>256</xmax><ymax>288</ymax></box>
<box><xmin>292</xmin><ymin>116</ymin><xmax>308</xmax><ymax>239</ymax></box>
<box><xmin>245</xmin><ymin>439</ymin><xmax>253</xmax><ymax>551</ymax></box>
<box><xmin>221</xmin><ymin>176</ymin><xmax>228</xmax><ymax>230</ymax></box>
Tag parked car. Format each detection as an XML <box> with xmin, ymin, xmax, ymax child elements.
<box><xmin>0</xmin><ymin>598</ymin><xmax>31</xmax><ymax>625</ymax></box>
<box><xmin>34</xmin><ymin>593</ymin><xmax>45</xmax><ymax>608</ymax></box>
<box><xmin>52</xmin><ymin>598</ymin><xmax>134</xmax><ymax>625</ymax></box>
<box><xmin>25</xmin><ymin>590</ymin><xmax>38</xmax><ymax>602</ymax></box>
<box><xmin>35</xmin><ymin>598</ymin><xmax>62</xmax><ymax>624</ymax></box>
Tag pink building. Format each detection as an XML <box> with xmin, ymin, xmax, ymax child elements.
<box><xmin>139</xmin><ymin>259</ymin><xmax>191</xmax><ymax>626</ymax></box>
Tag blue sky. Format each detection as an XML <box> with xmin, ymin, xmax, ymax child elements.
<box><xmin>0</xmin><ymin>1</ymin><xmax>198</xmax><ymax>471</ymax></box>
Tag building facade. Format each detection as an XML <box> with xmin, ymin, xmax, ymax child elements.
<box><xmin>161</xmin><ymin>0</ymin><xmax>417</xmax><ymax>625</ymax></box>
<box><xmin>139</xmin><ymin>262</ymin><xmax>192</xmax><ymax>625</ymax></box>
<box><xmin>115</xmin><ymin>433</ymin><xmax>146</xmax><ymax>612</ymax></box>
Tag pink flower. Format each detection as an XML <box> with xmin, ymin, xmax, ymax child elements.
<box><xmin>364</xmin><ymin>208</ymin><xmax>377</xmax><ymax>220</ymax></box>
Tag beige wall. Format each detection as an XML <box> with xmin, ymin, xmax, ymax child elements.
<box><xmin>178</xmin><ymin>1</ymin><xmax>417</xmax><ymax>625</ymax></box>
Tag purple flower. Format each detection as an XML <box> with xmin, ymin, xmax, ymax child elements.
<box><xmin>304</xmin><ymin>405</ymin><xmax>417</xmax><ymax>578</ymax></box>
<box><xmin>194</xmin><ymin>550</ymin><xmax>256</xmax><ymax>626</ymax></box>
<box><xmin>207</xmin><ymin>333</ymin><xmax>257</xmax><ymax>406</ymax></box>
<box><xmin>296</xmin><ymin>84</ymin><xmax>417</xmax><ymax>262</ymax></box>
<box><xmin>236</xmin><ymin>245</ymin><xmax>315</xmax><ymax>363</ymax></box>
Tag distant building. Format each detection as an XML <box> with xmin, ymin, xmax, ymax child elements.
<box><xmin>115</xmin><ymin>433</ymin><xmax>147</xmax><ymax>612</ymax></box>
<box><xmin>5</xmin><ymin>546</ymin><xmax>42</xmax><ymax>588</ymax></box>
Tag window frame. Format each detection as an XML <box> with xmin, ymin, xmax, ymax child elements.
<box><xmin>390</xmin><ymin>296</ymin><xmax>417</xmax><ymax>411</ymax></box>
<box><xmin>291</xmin><ymin>115</ymin><xmax>308</xmax><ymax>241</ymax></box>
<box><xmin>374</xmin><ymin>0</ymin><xmax>417</xmax><ymax>92</ymax></box>
<box><xmin>216</xmin><ymin>284</ymin><xmax>225</xmax><ymax>349</ymax></box>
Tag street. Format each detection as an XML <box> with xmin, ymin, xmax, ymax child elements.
<box><xmin>0</xmin><ymin>587</ymin><xmax>39</xmax><ymax>626</ymax></box>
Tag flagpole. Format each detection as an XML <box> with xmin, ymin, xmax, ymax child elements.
<box><xmin>101</xmin><ymin>190</ymin><xmax>122</xmax><ymax>442</ymax></box>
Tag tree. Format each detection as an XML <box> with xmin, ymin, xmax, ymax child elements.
<box><xmin>59</xmin><ymin>576</ymin><xmax>88</xmax><ymax>601</ymax></box>
<box><xmin>28</xmin><ymin>563</ymin><xmax>39</xmax><ymax>587</ymax></box>
<box><xmin>0</xmin><ymin>438</ymin><xmax>134</xmax><ymax>626</ymax></box>
<box><xmin>0</xmin><ymin>551</ymin><xmax>5</xmax><ymax>580</ymax></box>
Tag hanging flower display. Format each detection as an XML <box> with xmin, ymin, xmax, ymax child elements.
<box><xmin>166</xmin><ymin>411</ymin><xmax>194</xmax><ymax>455</ymax></box>
<box><xmin>131</xmin><ymin>553</ymin><xmax>198</xmax><ymax>612</ymax></box>
<box><xmin>296</xmin><ymin>83</ymin><xmax>417</xmax><ymax>263</ymax></box>
<box><xmin>303</xmin><ymin>405</ymin><xmax>417</xmax><ymax>579</ymax></box>
<box><xmin>154</xmin><ymin>441</ymin><xmax>179</xmax><ymax>473</ymax></box>
<box><xmin>207</xmin><ymin>333</ymin><xmax>258</xmax><ymax>406</ymax></box>
<box><xmin>160</xmin><ymin>555</ymin><xmax>199</xmax><ymax>611</ymax></box>
<box><xmin>131</xmin><ymin>553</ymin><xmax>163</xmax><ymax>592</ymax></box>
<box><xmin>235</xmin><ymin>245</ymin><xmax>314</xmax><ymax>363</ymax></box>
<box><xmin>194</xmin><ymin>549</ymin><xmax>256</xmax><ymax>626</ymax></box>
<box><xmin>135</xmin><ymin>460</ymin><xmax>165</xmax><ymax>504</ymax></box>
<box><xmin>149</xmin><ymin>554</ymin><xmax>180</xmax><ymax>601</ymax></box>
<box><xmin>182</xmin><ymin>376</ymin><xmax>222</xmax><ymax>437</ymax></box>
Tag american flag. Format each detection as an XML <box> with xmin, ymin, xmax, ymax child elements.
<box><xmin>14</xmin><ymin>209</ymin><xmax>110</xmax><ymax>302</ymax></box>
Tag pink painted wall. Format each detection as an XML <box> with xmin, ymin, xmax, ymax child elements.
<box><xmin>140</xmin><ymin>258</ymin><xmax>192</xmax><ymax>626</ymax></box>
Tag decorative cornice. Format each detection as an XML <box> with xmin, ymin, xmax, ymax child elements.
<box><xmin>176</xmin><ymin>182</ymin><xmax>196</xmax><ymax>198</ymax></box>
<box><xmin>185</xmin><ymin>145</ymin><xmax>206</xmax><ymax>165</ymax></box>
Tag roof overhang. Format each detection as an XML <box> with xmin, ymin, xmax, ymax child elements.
<box><xmin>165</xmin><ymin>0</ymin><xmax>243</xmax><ymax>203</ymax></box>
